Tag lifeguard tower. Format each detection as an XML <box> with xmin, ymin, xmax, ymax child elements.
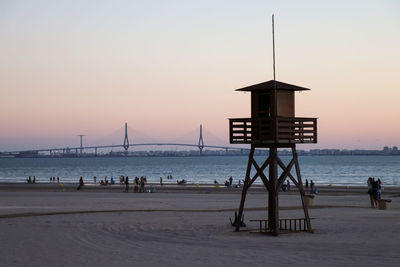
<box><xmin>229</xmin><ymin>16</ymin><xmax>317</xmax><ymax>235</ymax></box>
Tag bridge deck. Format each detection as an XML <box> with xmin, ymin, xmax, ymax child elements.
<box><xmin>0</xmin><ymin>143</ymin><xmax>249</xmax><ymax>156</ymax></box>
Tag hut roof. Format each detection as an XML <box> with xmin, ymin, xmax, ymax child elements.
<box><xmin>235</xmin><ymin>80</ymin><xmax>310</xmax><ymax>92</ymax></box>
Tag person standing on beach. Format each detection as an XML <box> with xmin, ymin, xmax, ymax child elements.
<box><xmin>125</xmin><ymin>176</ymin><xmax>129</xmax><ymax>192</ymax></box>
<box><xmin>140</xmin><ymin>177</ymin><xmax>145</xmax><ymax>192</ymax></box>
<box><xmin>77</xmin><ymin>176</ymin><xmax>84</xmax><ymax>190</ymax></box>
<box><xmin>229</xmin><ymin>176</ymin><xmax>233</xmax><ymax>186</ymax></box>
<box><xmin>160</xmin><ymin>177</ymin><xmax>163</xmax><ymax>186</ymax></box>
<box><xmin>372</xmin><ymin>178</ymin><xmax>379</xmax><ymax>207</ymax></box>
<box><xmin>93</xmin><ymin>176</ymin><xmax>97</xmax><ymax>184</ymax></box>
<box><xmin>310</xmin><ymin>180</ymin><xmax>314</xmax><ymax>193</ymax></box>
<box><xmin>367</xmin><ymin>177</ymin><xmax>375</xmax><ymax>207</ymax></box>
<box><xmin>134</xmin><ymin>177</ymin><xmax>139</xmax><ymax>192</ymax></box>
<box><xmin>142</xmin><ymin>177</ymin><xmax>146</xmax><ymax>192</ymax></box>
<box><xmin>374</xmin><ymin>178</ymin><xmax>381</xmax><ymax>204</ymax></box>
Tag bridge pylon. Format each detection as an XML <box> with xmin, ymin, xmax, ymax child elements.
<box><xmin>123</xmin><ymin>122</ymin><xmax>130</xmax><ymax>152</ymax></box>
<box><xmin>198</xmin><ymin>124</ymin><xmax>205</xmax><ymax>155</ymax></box>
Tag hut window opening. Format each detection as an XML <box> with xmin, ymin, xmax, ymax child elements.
<box><xmin>259</xmin><ymin>93</ymin><xmax>271</xmax><ymax>114</ymax></box>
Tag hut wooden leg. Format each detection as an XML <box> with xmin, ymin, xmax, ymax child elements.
<box><xmin>268</xmin><ymin>147</ymin><xmax>279</xmax><ymax>235</ymax></box>
<box><xmin>292</xmin><ymin>146</ymin><xmax>312</xmax><ymax>232</ymax></box>
<box><xmin>235</xmin><ymin>147</ymin><xmax>254</xmax><ymax>232</ymax></box>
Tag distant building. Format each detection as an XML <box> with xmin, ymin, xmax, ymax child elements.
<box><xmin>383</xmin><ymin>146</ymin><xmax>390</xmax><ymax>153</ymax></box>
<box><xmin>310</xmin><ymin>149</ymin><xmax>321</xmax><ymax>155</ymax></box>
<box><xmin>393</xmin><ymin>146</ymin><xmax>398</xmax><ymax>151</ymax></box>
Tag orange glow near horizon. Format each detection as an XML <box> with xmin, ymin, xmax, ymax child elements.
<box><xmin>1</xmin><ymin>1</ymin><xmax>399</xmax><ymax>150</ymax></box>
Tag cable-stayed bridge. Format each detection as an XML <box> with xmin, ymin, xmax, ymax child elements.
<box><xmin>0</xmin><ymin>123</ymin><xmax>249</xmax><ymax>158</ymax></box>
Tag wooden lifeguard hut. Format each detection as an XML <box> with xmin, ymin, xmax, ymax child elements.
<box><xmin>229</xmin><ymin>15</ymin><xmax>317</xmax><ymax>235</ymax></box>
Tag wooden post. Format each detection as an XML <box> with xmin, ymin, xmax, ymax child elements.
<box><xmin>268</xmin><ymin>146</ymin><xmax>279</xmax><ymax>235</ymax></box>
<box><xmin>292</xmin><ymin>146</ymin><xmax>312</xmax><ymax>232</ymax></box>
<box><xmin>235</xmin><ymin>146</ymin><xmax>255</xmax><ymax>232</ymax></box>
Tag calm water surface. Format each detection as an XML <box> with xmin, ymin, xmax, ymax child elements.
<box><xmin>0</xmin><ymin>155</ymin><xmax>399</xmax><ymax>186</ymax></box>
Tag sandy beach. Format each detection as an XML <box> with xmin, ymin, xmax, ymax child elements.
<box><xmin>0</xmin><ymin>183</ymin><xmax>399</xmax><ymax>267</ymax></box>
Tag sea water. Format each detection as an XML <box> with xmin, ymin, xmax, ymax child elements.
<box><xmin>0</xmin><ymin>155</ymin><xmax>399</xmax><ymax>186</ymax></box>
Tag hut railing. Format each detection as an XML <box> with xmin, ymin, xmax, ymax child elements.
<box><xmin>229</xmin><ymin>117</ymin><xmax>317</xmax><ymax>144</ymax></box>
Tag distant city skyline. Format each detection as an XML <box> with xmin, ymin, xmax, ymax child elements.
<box><xmin>1</xmin><ymin>0</ymin><xmax>399</xmax><ymax>151</ymax></box>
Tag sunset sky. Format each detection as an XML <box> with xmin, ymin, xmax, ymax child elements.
<box><xmin>1</xmin><ymin>0</ymin><xmax>399</xmax><ymax>151</ymax></box>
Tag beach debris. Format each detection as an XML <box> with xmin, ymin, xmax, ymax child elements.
<box><xmin>177</xmin><ymin>179</ymin><xmax>186</xmax><ymax>185</ymax></box>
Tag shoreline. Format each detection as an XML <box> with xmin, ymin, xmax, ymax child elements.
<box><xmin>1</xmin><ymin>182</ymin><xmax>400</xmax><ymax>195</ymax></box>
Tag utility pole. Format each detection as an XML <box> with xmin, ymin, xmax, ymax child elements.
<box><xmin>77</xmin><ymin>135</ymin><xmax>85</xmax><ymax>155</ymax></box>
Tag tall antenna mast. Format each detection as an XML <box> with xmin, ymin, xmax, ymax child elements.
<box><xmin>272</xmin><ymin>14</ymin><xmax>276</xmax><ymax>81</ymax></box>
<box><xmin>272</xmin><ymin>14</ymin><xmax>277</xmax><ymax>118</ymax></box>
